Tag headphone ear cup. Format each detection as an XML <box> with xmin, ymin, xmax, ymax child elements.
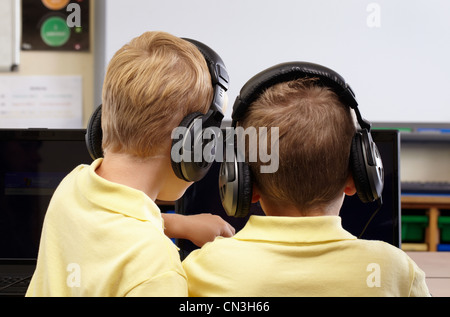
<box><xmin>219</xmin><ymin>157</ymin><xmax>253</xmax><ymax>218</ymax></box>
<box><xmin>171</xmin><ymin>112</ymin><xmax>211</xmax><ymax>182</ymax></box>
<box><xmin>349</xmin><ymin>132</ymin><xmax>373</xmax><ymax>203</ymax></box>
<box><xmin>350</xmin><ymin>131</ymin><xmax>384</xmax><ymax>203</ymax></box>
<box><xmin>235</xmin><ymin>161</ymin><xmax>253</xmax><ymax>218</ymax></box>
<box><xmin>85</xmin><ymin>105</ymin><xmax>103</xmax><ymax>160</ymax></box>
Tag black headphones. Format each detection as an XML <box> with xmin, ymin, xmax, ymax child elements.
<box><xmin>219</xmin><ymin>61</ymin><xmax>384</xmax><ymax>217</ymax></box>
<box><xmin>85</xmin><ymin>38</ymin><xmax>229</xmax><ymax>182</ymax></box>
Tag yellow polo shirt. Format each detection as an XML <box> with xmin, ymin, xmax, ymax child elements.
<box><xmin>182</xmin><ymin>215</ymin><xmax>430</xmax><ymax>297</ymax></box>
<box><xmin>26</xmin><ymin>159</ymin><xmax>187</xmax><ymax>297</ymax></box>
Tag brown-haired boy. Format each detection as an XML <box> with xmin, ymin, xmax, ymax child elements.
<box><xmin>182</xmin><ymin>64</ymin><xmax>430</xmax><ymax>297</ymax></box>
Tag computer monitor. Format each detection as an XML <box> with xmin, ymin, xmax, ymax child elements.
<box><xmin>340</xmin><ymin>130</ymin><xmax>401</xmax><ymax>246</ymax></box>
<box><xmin>0</xmin><ymin>129</ymin><xmax>93</xmax><ymax>261</ymax></box>
<box><xmin>176</xmin><ymin>129</ymin><xmax>401</xmax><ymax>257</ymax></box>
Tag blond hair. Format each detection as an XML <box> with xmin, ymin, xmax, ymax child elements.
<box><xmin>101</xmin><ymin>31</ymin><xmax>213</xmax><ymax>157</ymax></box>
<box><xmin>240</xmin><ymin>78</ymin><xmax>356</xmax><ymax>213</ymax></box>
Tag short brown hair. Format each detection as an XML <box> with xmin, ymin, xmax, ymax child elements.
<box><xmin>240</xmin><ymin>78</ymin><xmax>356</xmax><ymax>213</ymax></box>
<box><xmin>101</xmin><ymin>31</ymin><xmax>213</xmax><ymax>157</ymax></box>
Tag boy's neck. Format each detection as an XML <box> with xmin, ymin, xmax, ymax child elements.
<box><xmin>94</xmin><ymin>152</ymin><xmax>168</xmax><ymax>201</ymax></box>
<box><xmin>259</xmin><ymin>195</ymin><xmax>343</xmax><ymax>217</ymax></box>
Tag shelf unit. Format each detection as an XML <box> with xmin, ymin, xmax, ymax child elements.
<box><xmin>401</xmin><ymin>195</ymin><xmax>450</xmax><ymax>251</ymax></box>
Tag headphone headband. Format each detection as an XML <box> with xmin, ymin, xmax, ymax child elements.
<box><xmin>183</xmin><ymin>38</ymin><xmax>229</xmax><ymax>116</ymax></box>
<box><xmin>232</xmin><ymin>62</ymin><xmax>362</xmax><ymax>127</ymax></box>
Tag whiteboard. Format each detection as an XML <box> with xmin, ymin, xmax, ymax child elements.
<box><xmin>0</xmin><ymin>0</ymin><xmax>20</xmax><ymax>72</ymax></box>
<box><xmin>97</xmin><ymin>0</ymin><xmax>450</xmax><ymax>124</ymax></box>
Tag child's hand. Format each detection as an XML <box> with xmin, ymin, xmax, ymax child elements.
<box><xmin>162</xmin><ymin>213</ymin><xmax>235</xmax><ymax>247</ymax></box>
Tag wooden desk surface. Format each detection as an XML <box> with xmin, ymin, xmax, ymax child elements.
<box><xmin>407</xmin><ymin>251</ymin><xmax>450</xmax><ymax>297</ymax></box>
<box><xmin>402</xmin><ymin>194</ymin><xmax>450</xmax><ymax>208</ymax></box>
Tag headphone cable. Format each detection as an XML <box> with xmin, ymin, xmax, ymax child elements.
<box><xmin>358</xmin><ymin>197</ymin><xmax>383</xmax><ymax>239</ymax></box>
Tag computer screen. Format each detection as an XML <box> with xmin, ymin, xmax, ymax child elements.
<box><xmin>0</xmin><ymin>129</ymin><xmax>93</xmax><ymax>260</ymax></box>
<box><xmin>176</xmin><ymin>129</ymin><xmax>401</xmax><ymax>257</ymax></box>
<box><xmin>340</xmin><ymin>130</ymin><xmax>401</xmax><ymax>246</ymax></box>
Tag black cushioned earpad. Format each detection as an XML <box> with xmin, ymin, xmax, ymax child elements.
<box><xmin>170</xmin><ymin>111</ymin><xmax>203</xmax><ymax>181</ymax></box>
<box><xmin>85</xmin><ymin>104</ymin><xmax>103</xmax><ymax>160</ymax></box>
<box><xmin>234</xmin><ymin>161</ymin><xmax>253</xmax><ymax>218</ymax></box>
<box><xmin>349</xmin><ymin>132</ymin><xmax>373</xmax><ymax>203</ymax></box>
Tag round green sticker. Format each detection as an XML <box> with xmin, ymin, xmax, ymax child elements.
<box><xmin>40</xmin><ymin>16</ymin><xmax>70</xmax><ymax>47</ymax></box>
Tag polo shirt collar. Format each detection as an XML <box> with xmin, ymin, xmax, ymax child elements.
<box><xmin>234</xmin><ymin>215</ymin><xmax>356</xmax><ymax>244</ymax></box>
<box><xmin>77</xmin><ymin>159</ymin><xmax>164</xmax><ymax>230</ymax></box>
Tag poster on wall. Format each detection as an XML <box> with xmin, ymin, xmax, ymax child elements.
<box><xmin>21</xmin><ymin>0</ymin><xmax>89</xmax><ymax>51</ymax></box>
<box><xmin>0</xmin><ymin>75</ymin><xmax>83</xmax><ymax>129</ymax></box>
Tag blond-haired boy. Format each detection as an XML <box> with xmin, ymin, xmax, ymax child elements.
<box><xmin>26</xmin><ymin>31</ymin><xmax>234</xmax><ymax>297</ymax></box>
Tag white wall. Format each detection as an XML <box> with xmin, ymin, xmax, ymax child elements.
<box><xmin>96</xmin><ymin>0</ymin><xmax>450</xmax><ymax>124</ymax></box>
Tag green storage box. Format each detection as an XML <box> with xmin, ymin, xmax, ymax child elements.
<box><xmin>438</xmin><ymin>216</ymin><xmax>450</xmax><ymax>243</ymax></box>
<box><xmin>402</xmin><ymin>215</ymin><xmax>429</xmax><ymax>242</ymax></box>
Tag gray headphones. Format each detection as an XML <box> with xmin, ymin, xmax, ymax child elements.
<box><xmin>85</xmin><ymin>38</ymin><xmax>229</xmax><ymax>182</ymax></box>
<box><xmin>219</xmin><ymin>61</ymin><xmax>384</xmax><ymax>217</ymax></box>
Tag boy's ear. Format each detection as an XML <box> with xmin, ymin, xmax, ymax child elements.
<box><xmin>251</xmin><ymin>184</ymin><xmax>261</xmax><ymax>203</ymax></box>
<box><xmin>344</xmin><ymin>175</ymin><xmax>357</xmax><ymax>196</ymax></box>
